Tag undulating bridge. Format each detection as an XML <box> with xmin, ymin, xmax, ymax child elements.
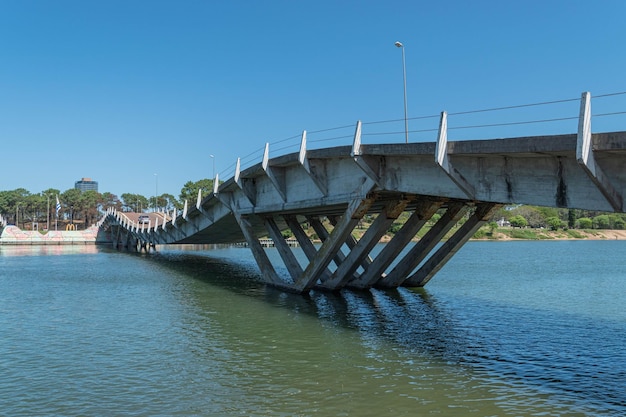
<box><xmin>99</xmin><ymin>92</ymin><xmax>626</xmax><ymax>293</ymax></box>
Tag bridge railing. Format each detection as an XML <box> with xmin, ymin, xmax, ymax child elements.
<box><xmin>215</xmin><ymin>90</ymin><xmax>626</xmax><ymax>182</ymax></box>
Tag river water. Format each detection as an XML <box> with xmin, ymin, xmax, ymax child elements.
<box><xmin>0</xmin><ymin>240</ymin><xmax>624</xmax><ymax>416</ymax></box>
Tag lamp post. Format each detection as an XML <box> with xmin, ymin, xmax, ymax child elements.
<box><xmin>395</xmin><ymin>41</ymin><xmax>409</xmax><ymax>144</ymax></box>
<box><xmin>210</xmin><ymin>154</ymin><xmax>215</xmax><ymax>179</ymax></box>
<box><xmin>154</xmin><ymin>173</ymin><xmax>158</xmax><ymax>212</ymax></box>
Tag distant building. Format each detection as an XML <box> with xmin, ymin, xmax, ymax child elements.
<box><xmin>75</xmin><ymin>177</ymin><xmax>98</xmax><ymax>193</ymax></box>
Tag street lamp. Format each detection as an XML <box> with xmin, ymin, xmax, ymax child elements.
<box><xmin>154</xmin><ymin>173</ymin><xmax>158</xmax><ymax>212</ymax></box>
<box><xmin>395</xmin><ymin>41</ymin><xmax>409</xmax><ymax>143</ymax></box>
<box><xmin>210</xmin><ymin>154</ymin><xmax>215</xmax><ymax>179</ymax></box>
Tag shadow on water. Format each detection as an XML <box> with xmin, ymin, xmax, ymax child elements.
<box><xmin>130</xmin><ymin>248</ymin><xmax>474</xmax><ymax>361</ymax></box>
<box><xmin>122</xmin><ymin>246</ymin><xmax>626</xmax><ymax>415</ymax></box>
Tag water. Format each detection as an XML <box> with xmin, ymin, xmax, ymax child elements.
<box><xmin>0</xmin><ymin>241</ymin><xmax>624</xmax><ymax>416</ymax></box>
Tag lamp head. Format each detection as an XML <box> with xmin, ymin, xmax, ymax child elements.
<box><xmin>394</xmin><ymin>41</ymin><xmax>403</xmax><ymax>48</ymax></box>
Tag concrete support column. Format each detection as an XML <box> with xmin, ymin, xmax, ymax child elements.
<box><xmin>294</xmin><ymin>195</ymin><xmax>375</xmax><ymax>292</ymax></box>
<box><xmin>320</xmin><ymin>198</ymin><xmax>410</xmax><ymax>290</ymax></box>
<box><xmin>232</xmin><ymin>210</ymin><xmax>284</xmax><ymax>287</ymax></box>
<box><xmin>264</xmin><ymin>216</ymin><xmax>303</xmax><ymax>283</ymax></box>
<box><xmin>284</xmin><ymin>215</ymin><xmax>333</xmax><ymax>283</ymax></box>
<box><xmin>350</xmin><ymin>199</ymin><xmax>443</xmax><ymax>289</ymax></box>
<box><xmin>403</xmin><ymin>202</ymin><xmax>501</xmax><ymax>287</ymax></box>
<box><xmin>378</xmin><ymin>201</ymin><xmax>467</xmax><ymax>288</ymax></box>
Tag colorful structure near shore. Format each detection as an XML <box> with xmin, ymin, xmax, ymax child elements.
<box><xmin>0</xmin><ymin>225</ymin><xmax>100</xmax><ymax>245</ymax></box>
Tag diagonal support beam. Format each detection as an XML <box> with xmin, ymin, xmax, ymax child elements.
<box><xmin>350</xmin><ymin>199</ymin><xmax>443</xmax><ymax>289</ymax></box>
<box><xmin>232</xmin><ymin>210</ymin><xmax>285</xmax><ymax>288</ymax></box>
<box><xmin>308</xmin><ymin>216</ymin><xmax>348</xmax><ymax>268</ymax></box>
<box><xmin>264</xmin><ymin>216</ymin><xmax>303</xmax><ymax>283</ymax></box>
<box><xmin>403</xmin><ymin>202</ymin><xmax>501</xmax><ymax>287</ymax></box>
<box><xmin>285</xmin><ymin>215</ymin><xmax>333</xmax><ymax>282</ymax></box>
<box><xmin>320</xmin><ymin>198</ymin><xmax>410</xmax><ymax>290</ymax></box>
<box><xmin>327</xmin><ymin>215</ymin><xmax>373</xmax><ymax>273</ymax></box>
<box><xmin>284</xmin><ymin>215</ymin><xmax>319</xmax><ymax>261</ymax></box>
<box><xmin>576</xmin><ymin>91</ymin><xmax>622</xmax><ymax>211</ymax></box>
<box><xmin>377</xmin><ymin>201</ymin><xmax>467</xmax><ymax>288</ymax></box>
<box><xmin>293</xmin><ymin>196</ymin><xmax>375</xmax><ymax>292</ymax></box>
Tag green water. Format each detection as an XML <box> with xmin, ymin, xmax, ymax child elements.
<box><xmin>1</xmin><ymin>241</ymin><xmax>624</xmax><ymax>416</ymax></box>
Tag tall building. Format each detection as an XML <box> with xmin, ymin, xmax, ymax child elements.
<box><xmin>75</xmin><ymin>177</ymin><xmax>98</xmax><ymax>192</ymax></box>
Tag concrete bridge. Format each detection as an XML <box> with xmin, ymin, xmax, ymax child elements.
<box><xmin>99</xmin><ymin>92</ymin><xmax>626</xmax><ymax>293</ymax></box>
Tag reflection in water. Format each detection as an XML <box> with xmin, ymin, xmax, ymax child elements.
<box><xmin>2</xmin><ymin>243</ymin><xmax>623</xmax><ymax>416</ymax></box>
<box><xmin>149</xmin><ymin>246</ymin><xmax>625</xmax><ymax>416</ymax></box>
<box><xmin>143</xmin><ymin>247</ymin><xmax>624</xmax><ymax>412</ymax></box>
<box><xmin>0</xmin><ymin>244</ymin><xmax>101</xmax><ymax>257</ymax></box>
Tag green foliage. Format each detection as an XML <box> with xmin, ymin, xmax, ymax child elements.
<box><xmin>429</xmin><ymin>213</ymin><xmax>441</xmax><ymax>225</ymax></box>
<box><xmin>505</xmin><ymin>206</ymin><xmax>545</xmax><ymax>228</ymax></box>
<box><xmin>179</xmin><ymin>179</ymin><xmax>214</xmax><ymax>207</ymax></box>
<box><xmin>566</xmin><ymin>229</ymin><xmax>585</xmax><ymax>239</ymax></box>
<box><xmin>568</xmin><ymin>209</ymin><xmax>577</xmax><ymax>228</ymax></box>
<box><xmin>388</xmin><ymin>222</ymin><xmax>403</xmax><ymax>234</ymax></box>
<box><xmin>472</xmin><ymin>227</ymin><xmax>492</xmax><ymax>239</ymax></box>
<box><xmin>546</xmin><ymin>216</ymin><xmax>565</xmax><ymax>231</ymax></box>
<box><xmin>121</xmin><ymin>193</ymin><xmax>149</xmax><ymax>212</ymax></box>
<box><xmin>577</xmin><ymin>217</ymin><xmax>593</xmax><ymax>229</ymax></box>
<box><xmin>593</xmin><ymin>214</ymin><xmax>611</xmax><ymax>229</ymax></box>
<box><xmin>510</xmin><ymin>229</ymin><xmax>537</xmax><ymax>239</ymax></box>
<box><xmin>509</xmin><ymin>215</ymin><xmax>528</xmax><ymax>228</ymax></box>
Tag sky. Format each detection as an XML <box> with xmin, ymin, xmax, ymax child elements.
<box><xmin>1</xmin><ymin>0</ymin><xmax>625</xmax><ymax>200</ymax></box>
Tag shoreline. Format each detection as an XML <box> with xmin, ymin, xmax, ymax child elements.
<box><xmin>473</xmin><ymin>228</ymin><xmax>626</xmax><ymax>241</ymax></box>
<box><xmin>374</xmin><ymin>228</ymin><xmax>626</xmax><ymax>243</ymax></box>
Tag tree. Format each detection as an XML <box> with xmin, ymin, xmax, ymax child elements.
<box><xmin>121</xmin><ymin>193</ymin><xmax>149</xmax><ymax>212</ymax></box>
<box><xmin>0</xmin><ymin>188</ymin><xmax>31</xmax><ymax>225</ymax></box>
<box><xmin>60</xmin><ymin>189</ymin><xmax>82</xmax><ymax>224</ymax></box>
<box><xmin>179</xmin><ymin>179</ymin><xmax>214</xmax><ymax>206</ymax></box>
<box><xmin>546</xmin><ymin>216</ymin><xmax>565</xmax><ymax>231</ymax></box>
<box><xmin>577</xmin><ymin>217</ymin><xmax>593</xmax><ymax>229</ymax></box>
<box><xmin>509</xmin><ymin>215</ymin><xmax>528</xmax><ymax>228</ymax></box>
<box><xmin>100</xmin><ymin>192</ymin><xmax>122</xmax><ymax>212</ymax></box>
<box><xmin>593</xmin><ymin>214</ymin><xmax>611</xmax><ymax>229</ymax></box>
<box><xmin>80</xmin><ymin>190</ymin><xmax>101</xmax><ymax>227</ymax></box>
<box><xmin>568</xmin><ymin>209</ymin><xmax>577</xmax><ymax>228</ymax></box>
<box><xmin>160</xmin><ymin>193</ymin><xmax>180</xmax><ymax>211</ymax></box>
<box><xmin>506</xmin><ymin>206</ymin><xmax>546</xmax><ymax>228</ymax></box>
<box><xmin>41</xmin><ymin>188</ymin><xmax>61</xmax><ymax>227</ymax></box>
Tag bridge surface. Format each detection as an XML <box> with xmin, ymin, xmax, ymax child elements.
<box><xmin>98</xmin><ymin>92</ymin><xmax>626</xmax><ymax>293</ymax></box>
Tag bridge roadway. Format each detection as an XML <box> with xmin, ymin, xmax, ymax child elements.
<box><xmin>99</xmin><ymin>98</ymin><xmax>626</xmax><ymax>293</ymax></box>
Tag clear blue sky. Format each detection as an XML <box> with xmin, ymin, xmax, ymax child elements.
<box><xmin>1</xmin><ymin>0</ymin><xmax>625</xmax><ymax>200</ymax></box>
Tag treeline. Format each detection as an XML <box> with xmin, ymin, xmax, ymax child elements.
<box><xmin>0</xmin><ymin>178</ymin><xmax>216</xmax><ymax>229</ymax></box>
<box><xmin>491</xmin><ymin>205</ymin><xmax>626</xmax><ymax>230</ymax></box>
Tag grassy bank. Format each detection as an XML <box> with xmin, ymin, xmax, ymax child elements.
<box><xmin>472</xmin><ymin>227</ymin><xmax>626</xmax><ymax>241</ymax></box>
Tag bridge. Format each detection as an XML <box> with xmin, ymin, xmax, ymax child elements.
<box><xmin>98</xmin><ymin>92</ymin><xmax>626</xmax><ymax>293</ymax></box>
